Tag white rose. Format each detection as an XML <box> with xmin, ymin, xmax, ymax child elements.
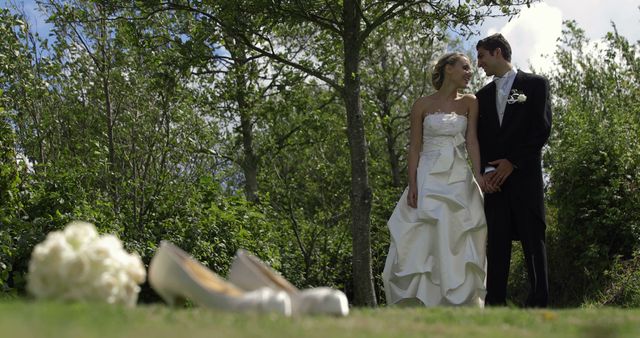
<box><xmin>88</xmin><ymin>235</ymin><xmax>121</xmax><ymax>265</ymax></box>
<box><xmin>123</xmin><ymin>254</ymin><xmax>146</xmax><ymax>284</ymax></box>
<box><xmin>64</xmin><ymin>221</ymin><xmax>99</xmax><ymax>250</ymax></box>
<box><xmin>517</xmin><ymin>93</ymin><xmax>527</xmax><ymax>102</ymax></box>
<box><xmin>63</xmin><ymin>254</ymin><xmax>91</xmax><ymax>282</ymax></box>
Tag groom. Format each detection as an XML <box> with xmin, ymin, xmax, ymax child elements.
<box><xmin>475</xmin><ymin>34</ymin><xmax>552</xmax><ymax>307</ymax></box>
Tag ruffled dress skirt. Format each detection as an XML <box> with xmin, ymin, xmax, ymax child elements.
<box><xmin>382</xmin><ymin>132</ymin><xmax>487</xmax><ymax>307</ymax></box>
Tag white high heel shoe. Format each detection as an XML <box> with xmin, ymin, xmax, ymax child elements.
<box><xmin>228</xmin><ymin>250</ymin><xmax>349</xmax><ymax>316</ymax></box>
<box><xmin>148</xmin><ymin>241</ymin><xmax>291</xmax><ymax>316</ymax></box>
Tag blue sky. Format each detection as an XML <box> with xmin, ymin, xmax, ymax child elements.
<box><xmin>2</xmin><ymin>0</ymin><xmax>53</xmax><ymax>40</ymax></box>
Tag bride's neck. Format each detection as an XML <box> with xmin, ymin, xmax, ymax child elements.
<box><xmin>436</xmin><ymin>84</ymin><xmax>460</xmax><ymax>100</ymax></box>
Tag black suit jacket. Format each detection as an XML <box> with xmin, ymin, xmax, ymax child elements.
<box><xmin>476</xmin><ymin>70</ymin><xmax>552</xmax><ymax>222</ymax></box>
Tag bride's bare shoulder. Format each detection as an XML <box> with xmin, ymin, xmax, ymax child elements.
<box><xmin>460</xmin><ymin>93</ymin><xmax>477</xmax><ymax>102</ymax></box>
<box><xmin>460</xmin><ymin>93</ymin><xmax>478</xmax><ymax>108</ymax></box>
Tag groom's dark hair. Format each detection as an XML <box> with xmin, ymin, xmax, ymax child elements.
<box><xmin>476</xmin><ymin>33</ymin><xmax>512</xmax><ymax>62</ymax></box>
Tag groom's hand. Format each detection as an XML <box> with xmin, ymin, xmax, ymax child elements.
<box><xmin>482</xmin><ymin>172</ymin><xmax>501</xmax><ymax>193</ymax></box>
<box><xmin>488</xmin><ymin>159</ymin><xmax>514</xmax><ymax>186</ymax></box>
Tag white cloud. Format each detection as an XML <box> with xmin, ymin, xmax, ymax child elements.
<box><xmin>477</xmin><ymin>0</ymin><xmax>639</xmax><ymax>73</ymax></box>
<box><xmin>488</xmin><ymin>3</ymin><xmax>563</xmax><ymax>72</ymax></box>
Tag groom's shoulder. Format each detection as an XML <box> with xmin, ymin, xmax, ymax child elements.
<box><xmin>518</xmin><ymin>70</ymin><xmax>549</xmax><ymax>86</ymax></box>
<box><xmin>475</xmin><ymin>82</ymin><xmax>493</xmax><ymax>97</ymax></box>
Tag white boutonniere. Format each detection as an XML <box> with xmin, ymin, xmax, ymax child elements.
<box><xmin>506</xmin><ymin>89</ymin><xmax>527</xmax><ymax>104</ymax></box>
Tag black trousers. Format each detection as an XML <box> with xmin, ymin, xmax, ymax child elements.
<box><xmin>484</xmin><ymin>188</ymin><xmax>549</xmax><ymax>307</ymax></box>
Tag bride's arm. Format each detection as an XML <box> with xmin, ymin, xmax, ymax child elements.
<box><xmin>465</xmin><ymin>95</ymin><xmax>484</xmax><ymax>187</ymax></box>
<box><xmin>407</xmin><ymin>98</ymin><xmax>425</xmax><ymax>208</ymax></box>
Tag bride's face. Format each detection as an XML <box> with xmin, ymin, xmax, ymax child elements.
<box><xmin>447</xmin><ymin>57</ymin><xmax>473</xmax><ymax>88</ymax></box>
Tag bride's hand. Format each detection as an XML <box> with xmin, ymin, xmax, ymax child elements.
<box><xmin>475</xmin><ymin>174</ymin><xmax>486</xmax><ymax>191</ymax></box>
<box><xmin>407</xmin><ymin>186</ymin><xmax>418</xmax><ymax>208</ymax></box>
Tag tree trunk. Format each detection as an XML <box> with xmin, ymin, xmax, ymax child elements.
<box><xmin>99</xmin><ymin>9</ymin><xmax>118</xmax><ymax>211</ymax></box>
<box><xmin>229</xmin><ymin>42</ymin><xmax>259</xmax><ymax>203</ymax></box>
<box><xmin>343</xmin><ymin>0</ymin><xmax>376</xmax><ymax>307</ymax></box>
<box><xmin>377</xmin><ymin>50</ymin><xmax>402</xmax><ymax>187</ymax></box>
<box><xmin>382</xmin><ymin>105</ymin><xmax>402</xmax><ymax>188</ymax></box>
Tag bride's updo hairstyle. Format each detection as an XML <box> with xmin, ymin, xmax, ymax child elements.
<box><xmin>431</xmin><ymin>52</ymin><xmax>468</xmax><ymax>90</ymax></box>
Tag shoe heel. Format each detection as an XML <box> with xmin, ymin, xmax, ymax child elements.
<box><xmin>149</xmin><ymin>241</ymin><xmax>291</xmax><ymax>315</ymax></box>
<box><xmin>229</xmin><ymin>250</ymin><xmax>349</xmax><ymax>316</ymax></box>
<box><xmin>154</xmin><ymin>286</ymin><xmax>187</xmax><ymax>307</ymax></box>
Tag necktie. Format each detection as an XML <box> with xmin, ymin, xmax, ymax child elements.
<box><xmin>494</xmin><ymin>75</ymin><xmax>509</xmax><ymax>125</ymax></box>
<box><xmin>494</xmin><ymin>76</ymin><xmax>508</xmax><ymax>96</ymax></box>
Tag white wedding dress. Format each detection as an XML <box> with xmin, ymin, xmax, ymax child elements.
<box><xmin>382</xmin><ymin>112</ymin><xmax>487</xmax><ymax>307</ymax></box>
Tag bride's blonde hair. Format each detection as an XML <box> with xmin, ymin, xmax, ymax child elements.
<box><xmin>431</xmin><ymin>52</ymin><xmax>468</xmax><ymax>90</ymax></box>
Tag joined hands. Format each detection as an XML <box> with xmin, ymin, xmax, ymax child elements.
<box><xmin>482</xmin><ymin>159</ymin><xmax>514</xmax><ymax>193</ymax></box>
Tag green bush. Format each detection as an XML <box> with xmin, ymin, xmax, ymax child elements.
<box><xmin>544</xmin><ymin>21</ymin><xmax>640</xmax><ymax>306</ymax></box>
<box><xmin>589</xmin><ymin>252</ymin><xmax>640</xmax><ymax>307</ymax></box>
<box><xmin>0</xmin><ymin>103</ymin><xmax>21</xmax><ymax>293</ymax></box>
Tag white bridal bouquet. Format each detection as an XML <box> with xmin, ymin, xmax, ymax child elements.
<box><xmin>26</xmin><ymin>221</ymin><xmax>146</xmax><ymax>307</ymax></box>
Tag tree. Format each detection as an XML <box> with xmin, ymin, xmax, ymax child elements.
<box><xmin>361</xmin><ymin>20</ymin><xmax>444</xmax><ymax>188</ymax></box>
<box><xmin>0</xmin><ymin>9</ymin><xmax>23</xmax><ymax>219</ymax></box>
<box><xmin>0</xmin><ymin>7</ymin><xmax>44</xmax><ymax>293</ymax></box>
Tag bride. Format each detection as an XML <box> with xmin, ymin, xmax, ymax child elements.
<box><xmin>382</xmin><ymin>52</ymin><xmax>488</xmax><ymax>307</ymax></box>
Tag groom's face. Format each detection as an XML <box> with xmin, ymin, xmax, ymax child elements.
<box><xmin>476</xmin><ymin>47</ymin><xmax>498</xmax><ymax>76</ymax></box>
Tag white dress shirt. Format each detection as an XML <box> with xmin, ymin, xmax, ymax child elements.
<box><xmin>494</xmin><ymin>67</ymin><xmax>517</xmax><ymax>125</ymax></box>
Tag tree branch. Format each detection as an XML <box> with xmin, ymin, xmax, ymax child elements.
<box><xmin>282</xmin><ymin>0</ymin><xmax>342</xmax><ymax>36</ymax></box>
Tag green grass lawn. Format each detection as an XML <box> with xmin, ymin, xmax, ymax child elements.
<box><xmin>1</xmin><ymin>300</ymin><xmax>639</xmax><ymax>338</ymax></box>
